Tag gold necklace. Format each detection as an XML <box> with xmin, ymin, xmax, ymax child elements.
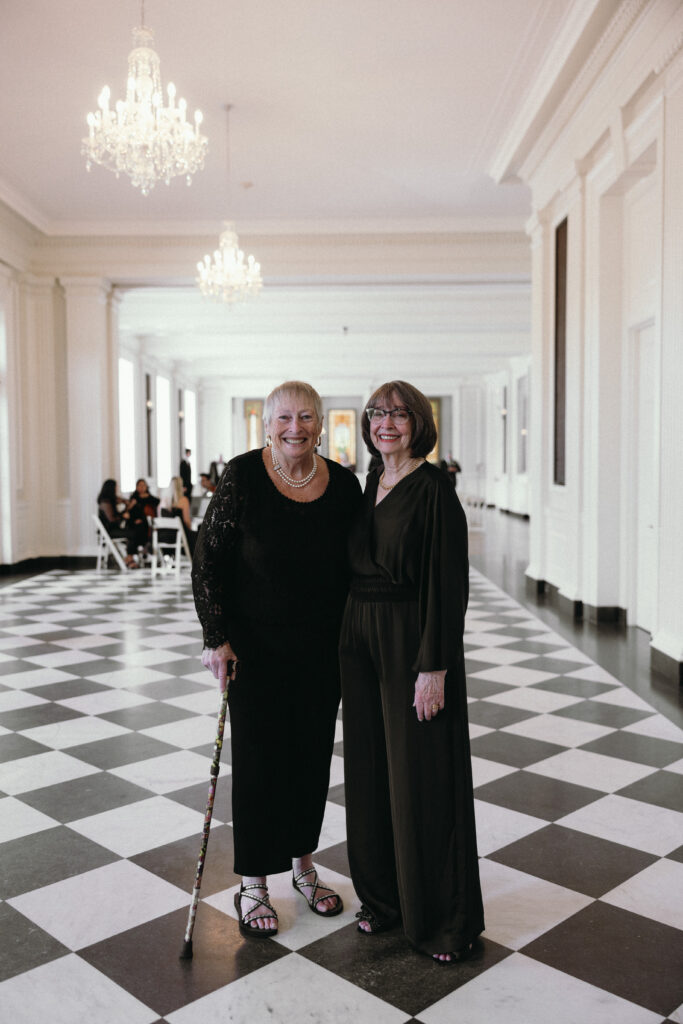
<box><xmin>378</xmin><ymin>458</ymin><xmax>422</xmax><ymax>491</ymax></box>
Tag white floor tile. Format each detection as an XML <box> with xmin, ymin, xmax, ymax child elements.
<box><xmin>81</xmin><ymin>666</ymin><xmax>175</xmax><ymax>689</ymax></box>
<box><xmin>317</xmin><ymin>799</ymin><xmax>348</xmax><ymax>851</ymax></box>
<box><xmin>602</xmin><ymin>858</ymin><xmax>683</xmax><ymax>930</ymax></box>
<box><xmin>558</xmin><ymin>794</ymin><xmax>683</xmax><ymax>856</ymax></box>
<box><xmin>51</xmin><ymin>634</ymin><xmax>118</xmax><ymax>650</ymax></box>
<box><xmin>563</xmin><ymin>664</ymin><xmax>622</xmax><ymax>685</ymax></box>
<box><xmin>525</xmin><ymin>748</ymin><xmax>656</xmax><ymax>792</ymax></box>
<box><xmin>138</xmin><ymin>634</ymin><xmax>199</xmax><ymax>649</ymax></box>
<box><xmin>8</xmin><ymin>860</ymin><xmax>188</xmax><ymax>949</ymax></box>
<box><xmin>57</xmin><ymin>690</ymin><xmax>154</xmax><ymax>715</ymax></box>
<box><xmin>163</xmin><ymin>689</ymin><xmax>224</xmax><ymax>715</ymax></box>
<box><xmin>0</xmin><ymin>795</ymin><xmax>59</xmax><ymax>842</ymax></box>
<box><xmin>0</xmin><ymin>667</ymin><xmax>78</xmax><ymax>691</ymax></box>
<box><xmin>479</xmin><ymin>858</ymin><xmax>593</xmax><ymax>949</ymax></box>
<box><xmin>110</xmin><ymin>750</ymin><xmax>217</xmax><ymax>794</ymax></box>
<box><xmin>468</xmin><ymin>722</ymin><xmax>495</xmax><ymax>739</ymax></box>
<box><xmin>21</xmin><ymin>716</ymin><xmax>130</xmax><ymax>749</ymax></box>
<box><xmin>622</xmin><ymin>714</ymin><xmax>683</xmax><ymax>744</ymax></box>
<box><xmin>68</xmin><ymin>794</ymin><xmax>207</xmax><ymax>857</ymax></box>
<box><xmin>591</xmin><ymin>687</ymin><xmax>654</xmax><ymax>710</ymax></box>
<box><xmin>474</xmin><ymin>798</ymin><xmax>546</xmax><ymax>856</ymax></box>
<box><xmin>469</xmin><ymin>664</ymin><xmax>558</xmax><ymax>687</ymax></box>
<box><xmin>464</xmin><ymin>631</ymin><xmax>527</xmax><ymax>647</ymax></box>
<box><xmin>0</xmin><ymin>689</ymin><xmax>48</xmax><ymax>712</ymax></box>
<box><xmin>483</xmin><ymin>687</ymin><xmax>583</xmax><ymax>713</ymax></box>
<box><xmin>471</xmin><ymin>755</ymin><xmax>517</xmax><ymax>787</ymax></box>
<box><xmin>466</xmin><ymin>647</ymin><xmax>536</xmax><ymax>666</ymax></box>
<box><xmin>419</xmin><ymin>953</ymin><xmax>661</xmax><ymax>1024</ymax></box>
<box><xmin>0</xmin><ymin>750</ymin><xmax>100</xmax><ymax>794</ymax></box>
<box><xmin>140</xmin><ymin>715</ymin><xmax>224</xmax><ymax>750</ymax></box>
<box><xmin>544</xmin><ymin>647</ymin><xmax>593</xmax><ymax>664</ymax></box>
<box><xmin>503</xmin><ymin>713</ymin><xmax>614</xmax><ymax>748</ymax></box>
<box><xmin>166</xmin><ymin>952</ymin><xmax>407</xmax><ymax>1024</ymax></box>
<box><xmin>110</xmin><ymin>648</ymin><xmax>191</xmax><ymax>667</ymax></box>
<box><xmin>24</xmin><ymin>649</ymin><xmax>104</xmax><ymax>668</ymax></box>
<box><xmin>0</xmin><ymin>954</ymin><xmax>158</xmax><ymax>1024</ymax></box>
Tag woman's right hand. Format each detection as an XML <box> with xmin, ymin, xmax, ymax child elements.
<box><xmin>201</xmin><ymin>642</ymin><xmax>239</xmax><ymax>692</ymax></box>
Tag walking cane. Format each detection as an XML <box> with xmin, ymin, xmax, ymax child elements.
<box><xmin>179</xmin><ymin>679</ymin><xmax>230</xmax><ymax>959</ymax></box>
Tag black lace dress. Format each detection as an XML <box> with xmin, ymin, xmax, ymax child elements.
<box><xmin>192</xmin><ymin>448</ymin><xmax>362</xmax><ymax>875</ymax></box>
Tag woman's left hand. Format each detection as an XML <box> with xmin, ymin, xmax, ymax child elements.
<box><xmin>413</xmin><ymin>670</ymin><xmax>446</xmax><ymax>721</ymax></box>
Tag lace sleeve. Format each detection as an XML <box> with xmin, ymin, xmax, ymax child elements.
<box><xmin>191</xmin><ymin>460</ymin><xmax>244</xmax><ymax>649</ymax></box>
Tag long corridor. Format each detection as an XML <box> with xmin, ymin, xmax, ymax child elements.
<box><xmin>0</xmin><ymin>514</ymin><xmax>682</xmax><ymax>1023</ymax></box>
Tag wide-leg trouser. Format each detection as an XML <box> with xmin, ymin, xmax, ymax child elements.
<box><xmin>228</xmin><ymin>620</ymin><xmax>340</xmax><ymax>876</ymax></box>
<box><xmin>339</xmin><ymin>595</ymin><xmax>484</xmax><ymax>954</ymax></box>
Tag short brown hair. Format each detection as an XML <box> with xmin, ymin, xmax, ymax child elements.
<box><xmin>362</xmin><ymin>380</ymin><xmax>437</xmax><ymax>458</ymax></box>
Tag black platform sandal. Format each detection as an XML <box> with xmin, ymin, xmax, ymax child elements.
<box><xmin>292</xmin><ymin>866</ymin><xmax>344</xmax><ymax>917</ymax></box>
<box><xmin>233</xmin><ymin>883</ymin><xmax>278</xmax><ymax>938</ymax></box>
<box><xmin>355</xmin><ymin>905</ymin><xmax>397</xmax><ymax>935</ymax></box>
<box><xmin>431</xmin><ymin>943</ymin><xmax>473</xmax><ymax>965</ymax></box>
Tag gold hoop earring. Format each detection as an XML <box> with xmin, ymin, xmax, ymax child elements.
<box><xmin>265</xmin><ymin>434</ymin><xmax>272</xmax><ymax>447</ymax></box>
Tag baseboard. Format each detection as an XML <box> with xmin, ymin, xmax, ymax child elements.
<box><xmin>0</xmin><ymin>556</ymin><xmax>96</xmax><ymax>577</ymax></box>
<box><xmin>583</xmin><ymin>603</ymin><xmax>627</xmax><ymax>626</ymax></box>
<box><xmin>651</xmin><ymin>646</ymin><xmax>683</xmax><ymax>686</ymax></box>
<box><xmin>499</xmin><ymin>508</ymin><xmax>531</xmax><ymax>520</ymax></box>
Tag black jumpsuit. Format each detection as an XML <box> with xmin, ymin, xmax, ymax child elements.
<box><xmin>192</xmin><ymin>449</ymin><xmax>362</xmax><ymax>876</ymax></box>
<box><xmin>339</xmin><ymin>462</ymin><xmax>484</xmax><ymax>954</ymax></box>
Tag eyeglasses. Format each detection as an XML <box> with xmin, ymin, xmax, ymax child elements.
<box><xmin>365</xmin><ymin>407</ymin><xmax>412</xmax><ymax>423</ymax></box>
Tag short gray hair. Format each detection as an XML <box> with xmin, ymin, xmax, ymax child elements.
<box><xmin>263</xmin><ymin>381</ymin><xmax>323</xmax><ymax>427</ymax></box>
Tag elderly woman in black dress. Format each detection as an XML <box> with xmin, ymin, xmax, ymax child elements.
<box><xmin>192</xmin><ymin>381</ymin><xmax>361</xmax><ymax>937</ymax></box>
<box><xmin>339</xmin><ymin>380</ymin><xmax>484</xmax><ymax>963</ymax></box>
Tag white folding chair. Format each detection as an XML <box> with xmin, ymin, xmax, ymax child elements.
<box><xmin>151</xmin><ymin>517</ymin><xmax>191</xmax><ymax>576</ymax></box>
<box><xmin>93</xmin><ymin>514</ymin><xmax>129</xmax><ymax>572</ymax></box>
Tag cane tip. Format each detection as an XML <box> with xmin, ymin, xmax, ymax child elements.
<box><xmin>179</xmin><ymin>939</ymin><xmax>194</xmax><ymax>960</ymax></box>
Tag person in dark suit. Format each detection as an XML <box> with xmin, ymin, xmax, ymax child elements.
<box><xmin>180</xmin><ymin>449</ymin><xmax>192</xmax><ymax>499</ymax></box>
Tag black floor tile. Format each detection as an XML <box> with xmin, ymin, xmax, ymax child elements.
<box><xmin>66</xmin><ymin>732</ymin><xmax>178</xmax><ymax>769</ymax></box>
<box><xmin>80</xmin><ymin>905</ymin><xmax>288</xmax><ymax>1018</ymax></box>
<box><xmin>522</xmin><ymin>901</ymin><xmax>683</xmax><ymax>1017</ymax></box>
<box><xmin>315</xmin><ymin>841</ymin><xmax>351</xmax><ymax>880</ymax></box>
<box><xmin>531</xmin><ymin>677</ymin><xmax>617</xmax><ymax>699</ymax></box>
<box><xmin>553</xmin><ymin>701</ymin><xmax>656</xmax><ymax>729</ymax></box>
<box><xmin>487</xmin><ymin>824</ymin><xmax>658</xmax><ymax>897</ymax></box>
<box><xmin>469</xmin><ymin>730</ymin><xmax>566</xmax><ymax>768</ymax></box>
<box><xmin>131</xmin><ymin>824</ymin><xmax>239</xmax><ymax>897</ymax></box>
<box><xmin>327</xmin><ymin>783</ymin><xmax>345</xmax><ymax>807</ymax></box>
<box><xmin>617</xmin><ymin>769</ymin><xmax>683</xmax><ymax>813</ymax></box>
<box><xmin>579</xmin><ymin>731</ymin><xmax>683</xmax><ymax>767</ymax></box>
<box><xmin>474</xmin><ymin>770</ymin><xmax>601</xmax><ymax>820</ymax></box>
<box><xmin>19</xmin><ymin>772</ymin><xmax>152</xmax><ymax>823</ymax></box>
<box><xmin>26</xmin><ymin>678</ymin><xmax>112</xmax><ymax>701</ymax></box>
<box><xmin>0</xmin><ymin>703</ymin><xmax>85</xmax><ymax>731</ymax></box>
<box><xmin>0</xmin><ymin>904</ymin><xmax>69</xmax><ymax>981</ymax></box>
<box><xmin>466</xmin><ymin>701</ymin><xmax>535</xmax><ymax>730</ymax></box>
<box><xmin>165</xmin><ymin>779</ymin><xmax>233</xmax><ymax>823</ymax></box>
<box><xmin>130</xmin><ymin>678</ymin><xmax>210</xmax><ymax>700</ymax></box>
<box><xmin>0</xmin><ymin>660</ymin><xmax>38</xmax><ymax>677</ymax></box>
<box><xmin>300</xmin><ymin>926</ymin><xmax>507</xmax><ymax>1016</ymax></box>
<box><xmin>99</xmin><ymin>702</ymin><xmax>198</xmax><ymax>730</ymax></box>
<box><xmin>0</xmin><ymin>826</ymin><xmax>117</xmax><ymax>898</ymax></box>
<box><xmin>466</xmin><ymin>678</ymin><xmax>517</xmax><ymax>699</ymax></box>
<box><xmin>0</xmin><ymin>733</ymin><xmax>51</xmax><ymax>763</ymax></box>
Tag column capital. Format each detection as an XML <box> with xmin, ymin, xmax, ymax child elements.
<box><xmin>58</xmin><ymin>276</ymin><xmax>112</xmax><ymax>302</ymax></box>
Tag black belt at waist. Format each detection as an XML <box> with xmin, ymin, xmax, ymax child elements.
<box><xmin>350</xmin><ymin>576</ymin><xmax>417</xmax><ymax>602</ymax></box>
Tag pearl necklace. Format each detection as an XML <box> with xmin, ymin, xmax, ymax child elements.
<box><xmin>378</xmin><ymin>458</ymin><xmax>423</xmax><ymax>491</ymax></box>
<box><xmin>270</xmin><ymin>444</ymin><xmax>318</xmax><ymax>488</ymax></box>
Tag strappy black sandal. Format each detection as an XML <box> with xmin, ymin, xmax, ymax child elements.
<box><xmin>431</xmin><ymin>943</ymin><xmax>473</xmax><ymax>965</ymax></box>
<box><xmin>292</xmin><ymin>866</ymin><xmax>343</xmax><ymax>917</ymax></box>
<box><xmin>355</xmin><ymin>905</ymin><xmax>396</xmax><ymax>935</ymax></box>
<box><xmin>233</xmin><ymin>883</ymin><xmax>278</xmax><ymax>938</ymax></box>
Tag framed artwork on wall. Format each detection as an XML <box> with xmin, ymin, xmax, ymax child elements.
<box><xmin>427</xmin><ymin>398</ymin><xmax>440</xmax><ymax>463</ymax></box>
<box><xmin>244</xmin><ymin>400</ymin><xmax>263</xmax><ymax>450</ymax></box>
<box><xmin>327</xmin><ymin>409</ymin><xmax>357</xmax><ymax>471</ymax></box>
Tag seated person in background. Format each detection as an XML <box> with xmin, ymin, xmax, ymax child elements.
<box><xmin>125</xmin><ymin>478</ymin><xmax>160</xmax><ymax>550</ymax></box>
<box><xmin>160</xmin><ymin>476</ymin><xmax>197</xmax><ymax>556</ymax></box>
<box><xmin>199</xmin><ymin>472</ymin><xmax>216</xmax><ymax>493</ymax></box>
<box><xmin>97</xmin><ymin>478</ymin><xmax>145</xmax><ymax>568</ymax></box>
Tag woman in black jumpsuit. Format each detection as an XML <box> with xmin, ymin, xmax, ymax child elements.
<box><xmin>339</xmin><ymin>380</ymin><xmax>484</xmax><ymax>962</ymax></box>
<box><xmin>193</xmin><ymin>382</ymin><xmax>361</xmax><ymax>937</ymax></box>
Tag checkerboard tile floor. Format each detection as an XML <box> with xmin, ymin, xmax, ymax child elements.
<box><xmin>1</xmin><ymin>568</ymin><xmax>682</xmax><ymax>1024</ymax></box>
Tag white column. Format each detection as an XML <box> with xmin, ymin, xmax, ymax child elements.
<box><xmin>525</xmin><ymin>209</ymin><xmax>552</xmax><ymax>584</ymax></box>
<box><xmin>60</xmin><ymin>276</ymin><xmax>112</xmax><ymax>556</ymax></box>
<box><xmin>651</xmin><ymin>62</ymin><xmax>683</xmax><ymax>675</ymax></box>
<box><xmin>199</xmin><ymin>381</ymin><xmax>234</xmax><ymax>469</ymax></box>
<box><xmin>0</xmin><ymin>266</ymin><xmax>19</xmax><ymax>564</ymax></box>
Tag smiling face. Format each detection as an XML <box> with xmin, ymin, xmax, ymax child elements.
<box><xmin>267</xmin><ymin>393</ymin><xmax>322</xmax><ymax>465</ymax></box>
<box><xmin>369</xmin><ymin>391</ymin><xmax>413</xmax><ymax>459</ymax></box>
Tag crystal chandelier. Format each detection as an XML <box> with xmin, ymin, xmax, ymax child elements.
<box><xmin>82</xmin><ymin>1</ymin><xmax>208</xmax><ymax>195</ymax></box>
<box><xmin>196</xmin><ymin>106</ymin><xmax>263</xmax><ymax>304</ymax></box>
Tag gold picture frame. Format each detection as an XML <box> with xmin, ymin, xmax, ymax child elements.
<box><xmin>244</xmin><ymin>400</ymin><xmax>263</xmax><ymax>450</ymax></box>
<box><xmin>327</xmin><ymin>409</ymin><xmax>357</xmax><ymax>471</ymax></box>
